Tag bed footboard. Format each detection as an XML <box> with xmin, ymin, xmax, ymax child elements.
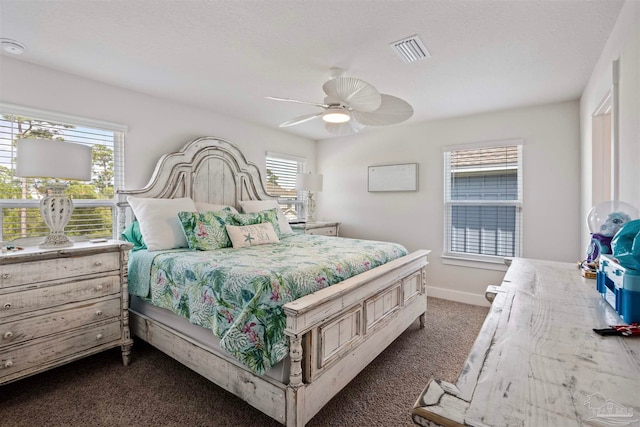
<box><xmin>284</xmin><ymin>249</ymin><xmax>430</xmax><ymax>426</ymax></box>
<box><xmin>129</xmin><ymin>249</ymin><xmax>429</xmax><ymax>427</ymax></box>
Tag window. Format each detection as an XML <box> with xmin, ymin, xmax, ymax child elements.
<box><xmin>265</xmin><ymin>152</ymin><xmax>306</xmax><ymax>220</ymax></box>
<box><xmin>0</xmin><ymin>104</ymin><xmax>126</xmax><ymax>242</ymax></box>
<box><xmin>443</xmin><ymin>140</ymin><xmax>522</xmax><ymax>267</ymax></box>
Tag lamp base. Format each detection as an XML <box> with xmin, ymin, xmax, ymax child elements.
<box><xmin>39</xmin><ymin>183</ymin><xmax>75</xmax><ymax>249</ymax></box>
<box><xmin>304</xmin><ymin>191</ymin><xmax>317</xmax><ymax>223</ymax></box>
<box><xmin>40</xmin><ymin>232</ymin><xmax>73</xmax><ymax>249</ymax></box>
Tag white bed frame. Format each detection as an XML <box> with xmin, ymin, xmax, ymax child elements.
<box><xmin>117</xmin><ymin>136</ymin><xmax>430</xmax><ymax>426</ymax></box>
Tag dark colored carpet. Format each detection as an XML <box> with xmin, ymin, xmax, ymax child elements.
<box><xmin>0</xmin><ymin>297</ymin><xmax>488</xmax><ymax>426</ymax></box>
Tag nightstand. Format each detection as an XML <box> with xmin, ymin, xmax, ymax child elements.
<box><xmin>290</xmin><ymin>221</ymin><xmax>340</xmax><ymax>237</ymax></box>
<box><xmin>0</xmin><ymin>240</ymin><xmax>133</xmax><ymax>384</ymax></box>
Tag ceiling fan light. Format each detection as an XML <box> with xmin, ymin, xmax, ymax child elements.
<box><xmin>322</xmin><ymin>108</ymin><xmax>350</xmax><ymax>124</ymax></box>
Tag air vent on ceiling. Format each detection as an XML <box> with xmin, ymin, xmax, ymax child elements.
<box><xmin>390</xmin><ymin>35</ymin><xmax>430</xmax><ymax>64</ymax></box>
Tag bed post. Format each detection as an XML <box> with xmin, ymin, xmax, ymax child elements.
<box><xmin>286</xmin><ymin>334</ymin><xmax>305</xmax><ymax>427</ymax></box>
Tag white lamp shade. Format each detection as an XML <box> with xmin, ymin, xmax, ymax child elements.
<box><xmin>16</xmin><ymin>139</ymin><xmax>92</xmax><ymax>181</ymax></box>
<box><xmin>296</xmin><ymin>173</ymin><xmax>323</xmax><ymax>192</ymax></box>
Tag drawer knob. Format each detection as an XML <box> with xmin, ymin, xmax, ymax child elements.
<box><xmin>96</xmin><ymin>334</ymin><xmax>103</xmax><ymax>341</ymax></box>
<box><xmin>95</xmin><ymin>285</ymin><xmax>103</xmax><ymax>291</ymax></box>
<box><xmin>3</xmin><ymin>303</ymin><xmax>11</xmax><ymax>309</ymax></box>
<box><xmin>3</xmin><ymin>331</ymin><xmax>13</xmax><ymax>340</ymax></box>
<box><xmin>94</xmin><ymin>261</ymin><xmax>103</xmax><ymax>266</ymax></box>
<box><xmin>2</xmin><ymin>273</ymin><xmax>10</xmax><ymax>279</ymax></box>
<box><xmin>3</xmin><ymin>360</ymin><xmax>12</xmax><ymax>368</ymax></box>
<box><xmin>95</xmin><ymin>310</ymin><xmax>103</xmax><ymax>317</ymax></box>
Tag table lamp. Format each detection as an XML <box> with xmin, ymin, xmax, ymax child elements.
<box><xmin>16</xmin><ymin>138</ymin><xmax>93</xmax><ymax>248</ymax></box>
<box><xmin>296</xmin><ymin>173</ymin><xmax>323</xmax><ymax>222</ymax></box>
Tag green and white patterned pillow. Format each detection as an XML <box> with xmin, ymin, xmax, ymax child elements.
<box><xmin>178</xmin><ymin>208</ymin><xmax>235</xmax><ymax>250</ymax></box>
<box><xmin>230</xmin><ymin>208</ymin><xmax>282</xmax><ymax>237</ymax></box>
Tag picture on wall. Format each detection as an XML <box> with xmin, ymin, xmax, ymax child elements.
<box><xmin>368</xmin><ymin>163</ymin><xmax>418</xmax><ymax>192</ymax></box>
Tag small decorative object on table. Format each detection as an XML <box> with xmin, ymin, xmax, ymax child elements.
<box><xmin>579</xmin><ymin>260</ymin><xmax>598</xmax><ymax>279</ymax></box>
<box><xmin>585</xmin><ymin>200</ymin><xmax>639</xmax><ymax>264</ymax></box>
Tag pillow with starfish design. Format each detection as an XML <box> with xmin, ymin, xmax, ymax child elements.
<box><xmin>225</xmin><ymin>222</ymin><xmax>280</xmax><ymax>248</ymax></box>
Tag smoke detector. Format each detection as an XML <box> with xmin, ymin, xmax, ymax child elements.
<box><xmin>1</xmin><ymin>39</ymin><xmax>26</xmax><ymax>55</ymax></box>
<box><xmin>390</xmin><ymin>35</ymin><xmax>430</xmax><ymax>63</ymax></box>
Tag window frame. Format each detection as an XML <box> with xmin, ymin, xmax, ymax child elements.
<box><xmin>442</xmin><ymin>139</ymin><xmax>523</xmax><ymax>271</ymax></box>
<box><xmin>0</xmin><ymin>102</ymin><xmax>126</xmax><ymax>242</ymax></box>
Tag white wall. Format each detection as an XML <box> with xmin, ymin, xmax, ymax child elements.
<box><xmin>0</xmin><ymin>57</ymin><xmax>316</xmax><ymax>189</ymax></box>
<box><xmin>317</xmin><ymin>101</ymin><xmax>581</xmax><ymax>305</ymax></box>
<box><xmin>580</xmin><ymin>0</ymin><xmax>640</xmax><ymax>251</ymax></box>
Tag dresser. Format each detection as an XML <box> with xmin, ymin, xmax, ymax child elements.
<box><xmin>290</xmin><ymin>221</ymin><xmax>340</xmax><ymax>237</ymax></box>
<box><xmin>412</xmin><ymin>258</ymin><xmax>640</xmax><ymax>427</ymax></box>
<box><xmin>0</xmin><ymin>240</ymin><xmax>134</xmax><ymax>385</ymax></box>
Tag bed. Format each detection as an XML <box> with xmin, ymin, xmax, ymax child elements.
<box><xmin>116</xmin><ymin>136</ymin><xmax>430</xmax><ymax>426</ymax></box>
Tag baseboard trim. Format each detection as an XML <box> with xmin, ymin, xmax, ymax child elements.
<box><xmin>426</xmin><ymin>286</ymin><xmax>491</xmax><ymax>307</ymax></box>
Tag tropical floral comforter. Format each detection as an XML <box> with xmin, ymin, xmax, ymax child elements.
<box><xmin>129</xmin><ymin>233</ymin><xmax>408</xmax><ymax>375</ymax></box>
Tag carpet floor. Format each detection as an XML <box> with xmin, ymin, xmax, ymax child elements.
<box><xmin>0</xmin><ymin>297</ymin><xmax>489</xmax><ymax>427</ymax></box>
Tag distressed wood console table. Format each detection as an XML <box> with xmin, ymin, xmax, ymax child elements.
<box><xmin>412</xmin><ymin>258</ymin><xmax>640</xmax><ymax>427</ymax></box>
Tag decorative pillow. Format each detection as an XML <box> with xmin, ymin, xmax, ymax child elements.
<box><xmin>178</xmin><ymin>209</ymin><xmax>235</xmax><ymax>250</ymax></box>
<box><xmin>120</xmin><ymin>221</ymin><xmax>146</xmax><ymax>252</ymax></box>
<box><xmin>127</xmin><ymin>196</ymin><xmax>197</xmax><ymax>251</ymax></box>
<box><xmin>231</xmin><ymin>208</ymin><xmax>281</xmax><ymax>237</ymax></box>
<box><xmin>194</xmin><ymin>202</ymin><xmax>238</xmax><ymax>214</ymax></box>
<box><xmin>225</xmin><ymin>223</ymin><xmax>280</xmax><ymax>248</ymax></box>
<box><xmin>239</xmin><ymin>200</ymin><xmax>293</xmax><ymax>235</ymax></box>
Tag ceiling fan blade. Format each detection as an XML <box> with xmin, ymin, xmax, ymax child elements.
<box><xmin>266</xmin><ymin>96</ymin><xmax>327</xmax><ymax>108</ymax></box>
<box><xmin>279</xmin><ymin>112</ymin><xmax>323</xmax><ymax>128</ymax></box>
<box><xmin>324</xmin><ymin>119</ymin><xmax>365</xmax><ymax>136</ymax></box>
<box><xmin>322</xmin><ymin>77</ymin><xmax>381</xmax><ymax>112</ymax></box>
<box><xmin>352</xmin><ymin>94</ymin><xmax>413</xmax><ymax>126</ymax></box>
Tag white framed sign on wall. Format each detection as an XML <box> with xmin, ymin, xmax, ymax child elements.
<box><xmin>368</xmin><ymin>163</ymin><xmax>418</xmax><ymax>192</ymax></box>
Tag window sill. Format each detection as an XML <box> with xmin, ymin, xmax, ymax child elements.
<box><xmin>441</xmin><ymin>253</ymin><xmax>511</xmax><ymax>272</ymax></box>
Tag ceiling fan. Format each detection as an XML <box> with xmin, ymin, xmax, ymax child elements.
<box><xmin>266</xmin><ymin>70</ymin><xmax>413</xmax><ymax>136</ymax></box>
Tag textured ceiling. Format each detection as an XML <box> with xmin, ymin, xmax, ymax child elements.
<box><xmin>0</xmin><ymin>0</ymin><xmax>625</xmax><ymax>140</ymax></box>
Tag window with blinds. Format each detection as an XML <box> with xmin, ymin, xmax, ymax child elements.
<box><xmin>265</xmin><ymin>152</ymin><xmax>305</xmax><ymax>220</ymax></box>
<box><xmin>444</xmin><ymin>142</ymin><xmax>522</xmax><ymax>262</ymax></box>
<box><xmin>0</xmin><ymin>105</ymin><xmax>125</xmax><ymax>242</ymax></box>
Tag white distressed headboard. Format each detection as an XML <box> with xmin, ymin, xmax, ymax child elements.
<box><xmin>116</xmin><ymin>136</ymin><xmax>276</xmax><ymax>233</ymax></box>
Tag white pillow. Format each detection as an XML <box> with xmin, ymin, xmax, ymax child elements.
<box><xmin>225</xmin><ymin>223</ymin><xmax>280</xmax><ymax>248</ymax></box>
<box><xmin>194</xmin><ymin>202</ymin><xmax>238</xmax><ymax>214</ymax></box>
<box><xmin>239</xmin><ymin>200</ymin><xmax>293</xmax><ymax>235</ymax></box>
<box><xmin>127</xmin><ymin>196</ymin><xmax>197</xmax><ymax>251</ymax></box>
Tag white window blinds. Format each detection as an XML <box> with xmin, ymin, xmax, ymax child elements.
<box><xmin>0</xmin><ymin>105</ymin><xmax>125</xmax><ymax>242</ymax></box>
<box><xmin>444</xmin><ymin>142</ymin><xmax>523</xmax><ymax>260</ymax></box>
<box><xmin>265</xmin><ymin>153</ymin><xmax>305</xmax><ymax>220</ymax></box>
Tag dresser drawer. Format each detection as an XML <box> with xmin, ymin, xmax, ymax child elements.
<box><xmin>0</xmin><ymin>276</ymin><xmax>121</xmax><ymax>319</ymax></box>
<box><xmin>0</xmin><ymin>320</ymin><xmax>122</xmax><ymax>382</ymax></box>
<box><xmin>0</xmin><ymin>252</ymin><xmax>119</xmax><ymax>289</ymax></box>
<box><xmin>0</xmin><ymin>298</ymin><xmax>121</xmax><ymax>349</ymax></box>
<box><xmin>307</xmin><ymin>226</ymin><xmax>337</xmax><ymax>236</ymax></box>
